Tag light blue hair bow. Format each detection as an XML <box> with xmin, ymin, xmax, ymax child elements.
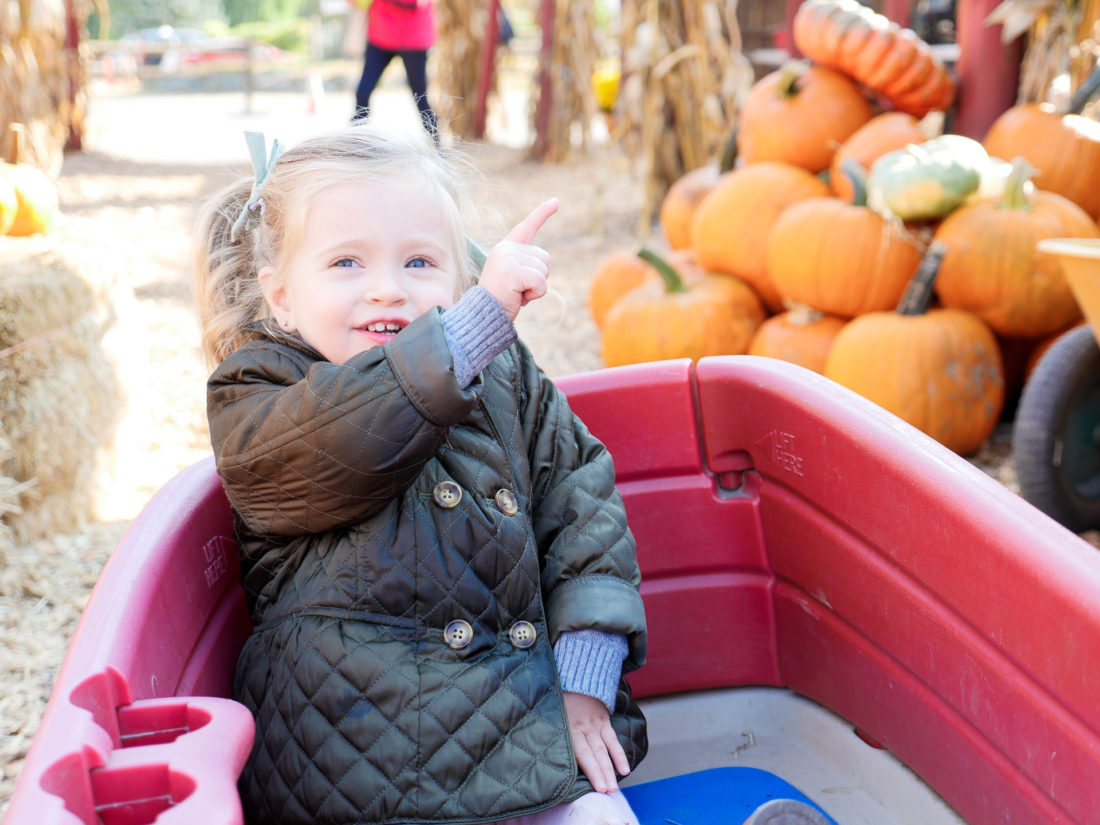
<box><xmin>230</xmin><ymin>131</ymin><xmax>285</xmax><ymax>241</ymax></box>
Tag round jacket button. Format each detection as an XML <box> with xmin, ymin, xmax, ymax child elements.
<box><xmin>433</xmin><ymin>481</ymin><xmax>462</xmax><ymax>509</ymax></box>
<box><xmin>494</xmin><ymin>488</ymin><xmax>519</xmax><ymax>516</ymax></box>
<box><xmin>444</xmin><ymin>619</ymin><xmax>474</xmax><ymax>650</ymax></box>
<box><xmin>508</xmin><ymin>620</ymin><xmax>537</xmax><ymax>649</ymax></box>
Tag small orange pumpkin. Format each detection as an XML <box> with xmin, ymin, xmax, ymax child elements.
<box><xmin>588</xmin><ymin>247</ymin><xmax>701</xmax><ymax>329</ymax></box>
<box><xmin>690</xmin><ymin>161</ymin><xmax>830</xmax><ymax>312</ymax></box>
<box><xmin>0</xmin><ymin>161</ymin><xmax>58</xmax><ymax>236</ymax></box>
<box><xmin>824</xmin><ymin>243</ymin><xmax>1004</xmax><ymax>455</ymax></box>
<box><xmin>983</xmin><ymin>103</ymin><xmax>1100</xmax><ymax>221</ymax></box>
<box><xmin>659</xmin><ymin>165</ymin><xmax>722</xmax><ymax>250</ymax></box>
<box><xmin>737</xmin><ymin>61</ymin><xmax>874</xmax><ymax>173</ymax></box>
<box><xmin>767</xmin><ymin>160</ymin><xmax>925</xmax><ymax>318</ymax></box>
<box><xmin>748</xmin><ymin>304</ymin><xmax>846</xmax><ymax>374</ymax></box>
<box><xmin>933</xmin><ymin>159</ymin><xmax>1098</xmax><ymax>338</ymax></box>
<box><xmin>830</xmin><ymin>111</ymin><xmax>932</xmax><ymax>202</ymax></box>
<box><xmin>0</xmin><ymin>175</ymin><xmax>16</xmax><ymax>235</ymax></box>
<box><xmin>601</xmin><ymin>249</ymin><xmax>765</xmax><ymax>367</ymax></box>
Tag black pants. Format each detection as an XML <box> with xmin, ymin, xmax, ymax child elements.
<box><xmin>353</xmin><ymin>43</ymin><xmax>438</xmax><ymax>141</ymax></box>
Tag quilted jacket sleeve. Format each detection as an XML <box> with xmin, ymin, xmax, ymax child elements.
<box><xmin>521</xmin><ymin>347</ymin><xmax>647</xmax><ymax>673</ymax></box>
<box><xmin>207</xmin><ymin>311</ymin><xmax>480</xmax><ymax>537</ymax></box>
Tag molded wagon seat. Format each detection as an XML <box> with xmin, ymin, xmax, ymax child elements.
<box><xmin>10</xmin><ymin>356</ymin><xmax>1100</xmax><ymax>825</ymax></box>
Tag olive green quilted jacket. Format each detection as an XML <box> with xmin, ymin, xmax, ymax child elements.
<box><xmin>207</xmin><ymin>310</ymin><xmax>648</xmax><ymax>825</ymax></box>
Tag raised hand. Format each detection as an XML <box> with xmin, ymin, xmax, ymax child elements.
<box><xmin>478</xmin><ymin>198</ymin><xmax>558</xmax><ymax>321</ymax></box>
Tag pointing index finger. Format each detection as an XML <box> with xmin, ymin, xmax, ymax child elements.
<box><xmin>504</xmin><ymin>197</ymin><xmax>559</xmax><ymax>245</ymax></box>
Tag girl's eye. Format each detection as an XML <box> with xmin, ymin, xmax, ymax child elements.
<box><xmin>406</xmin><ymin>256</ymin><xmax>432</xmax><ymax>269</ymax></box>
<box><xmin>334</xmin><ymin>258</ymin><xmax>357</xmax><ymax>268</ymax></box>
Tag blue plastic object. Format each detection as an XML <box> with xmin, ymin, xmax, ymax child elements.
<box><xmin>621</xmin><ymin>767</ymin><xmax>836</xmax><ymax>825</ymax></box>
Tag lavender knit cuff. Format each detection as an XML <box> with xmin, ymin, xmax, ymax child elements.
<box><xmin>554</xmin><ymin>629</ymin><xmax>629</xmax><ymax>714</ymax></box>
<box><xmin>441</xmin><ymin>286</ymin><xmax>517</xmax><ymax>387</ymax></box>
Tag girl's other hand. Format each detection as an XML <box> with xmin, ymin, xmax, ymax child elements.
<box><xmin>562</xmin><ymin>691</ymin><xmax>630</xmax><ymax>793</ymax></box>
<box><xmin>479</xmin><ymin>198</ymin><xmax>558</xmax><ymax>321</ymax></box>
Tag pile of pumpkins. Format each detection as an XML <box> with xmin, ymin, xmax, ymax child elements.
<box><xmin>589</xmin><ymin>0</ymin><xmax>1100</xmax><ymax>456</ymax></box>
<box><xmin>0</xmin><ymin>125</ymin><xmax>60</xmax><ymax>237</ymax></box>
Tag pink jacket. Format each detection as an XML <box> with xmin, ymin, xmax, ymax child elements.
<box><xmin>368</xmin><ymin>0</ymin><xmax>436</xmax><ymax>51</ymax></box>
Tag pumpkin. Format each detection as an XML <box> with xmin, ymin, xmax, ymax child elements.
<box><xmin>766</xmin><ymin>161</ymin><xmax>925</xmax><ymax>318</ymax></box>
<box><xmin>867</xmin><ymin>134</ymin><xmax>988</xmax><ymax>221</ymax></box>
<box><xmin>983</xmin><ymin>73</ymin><xmax>1100</xmax><ymax>220</ymax></box>
<box><xmin>830</xmin><ymin>111</ymin><xmax>931</xmax><ymax>202</ymax></box>
<box><xmin>748</xmin><ymin>304</ymin><xmax>846</xmax><ymax>374</ymax></box>
<box><xmin>690</xmin><ymin>161</ymin><xmax>830</xmax><ymax>312</ymax></box>
<box><xmin>660</xmin><ymin>165</ymin><xmax>722</xmax><ymax>250</ymax></box>
<box><xmin>0</xmin><ymin>176</ymin><xmax>16</xmax><ymax>235</ymax></box>
<box><xmin>0</xmin><ymin>161</ymin><xmax>58</xmax><ymax>236</ymax></box>
<box><xmin>601</xmin><ymin>249</ymin><xmax>765</xmax><ymax>367</ymax></box>
<box><xmin>824</xmin><ymin>243</ymin><xmax>1004</xmax><ymax>455</ymax></box>
<box><xmin>792</xmin><ymin>0</ymin><xmax>956</xmax><ymax>117</ymax></box>
<box><xmin>588</xmin><ymin>247</ymin><xmax>702</xmax><ymax>329</ymax></box>
<box><xmin>933</xmin><ymin>158</ymin><xmax>1098</xmax><ymax>338</ymax></box>
<box><xmin>737</xmin><ymin>61</ymin><xmax>874</xmax><ymax>173</ymax></box>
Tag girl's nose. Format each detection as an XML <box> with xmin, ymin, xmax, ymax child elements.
<box><xmin>365</xmin><ymin>267</ymin><xmax>407</xmax><ymax>303</ymax></box>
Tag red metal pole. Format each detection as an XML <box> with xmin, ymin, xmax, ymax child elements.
<box><xmin>63</xmin><ymin>0</ymin><xmax>83</xmax><ymax>151</ymax></box>
<box><xmin>472</xmin><ymin>0</ymin><xmax>500</xmax><ymax>140</ymax></box>
<box><xmin>881</xmin><ymin>0</ymin><xmax>910</xmax><ymax>28</ymax></box>
<box><xmin>953</xmin><ymin>0</ymin><xmax>1022</xmax><ymax>139</ymax></box>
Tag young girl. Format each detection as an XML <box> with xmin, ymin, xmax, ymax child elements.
<box><xmin>193</xmin><ymin>123</ymin><xmax>648</xmax><ymax>825</ymax></box>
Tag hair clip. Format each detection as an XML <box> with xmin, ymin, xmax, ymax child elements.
<box><xmin>230</xmin><ymin>131</ymin><xmax>285</xmax><ymax>241</ymax></box>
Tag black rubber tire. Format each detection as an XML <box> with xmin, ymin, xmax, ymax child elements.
<box><xmin>1012</xmin><ymin>324</ymin><xmax>1100</xmax><ymax>532</ymax></box>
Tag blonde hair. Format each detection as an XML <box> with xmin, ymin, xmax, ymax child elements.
<box><xmin>193</xmin><ymin>123</ymin><xmax>477</xmax><ymax>367</ymax></box>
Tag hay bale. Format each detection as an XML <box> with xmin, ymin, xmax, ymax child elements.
<box><xmin>0</xmin><ymin>244</ymin><xmax>121</xmax><ymax>544</ymax></box>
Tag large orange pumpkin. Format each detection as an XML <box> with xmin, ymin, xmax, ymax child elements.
<box><xmin>829</xmin><ymin>111</ymin><xmax>931</xmax><ymax>202</ymax></box>
<box><xmin>588</xmin><ymin>247</ymin><xmax>701</xmax><ymax>329</ymax></box>
<box><xmin>690</xmin><ymin>161</ymin><xmax>830</xmax><ymax>312</ymax></box>
<box><xmin>766</xmin><ymin>162</ymin><xmax>925</xmax><ymax>317</ymax></box>
<box><xmin>748</xmin><ymin>304</ymin><xmax>846</xmax><ymax>374</ymax></box>
<box><xmin>792</xmin><ymin>0</ymin><xmax>956</xmax><ymax>117</ymax></box>
<box><xmin>659</xmin><ymin>165</ymin><xmax>722</xmax><ymax>250</ymax></box>
<box><xmin>933</xmin><ymin>159</ymin><xmax>1098</xmax><ymax>338</ymax></box>
<box><xmin>601</xmin><ymin>249</ymin><xmax>765</xmax><ymax>367</ymax></box>
<box><xmin>737</xmin><ymin>61</ymin><xmax>874</xmax><ymax>173</ymax></box>
<box><xmin>983</xmin><ymin>103</ymin><xmax>1100</xmax><ymax>220</ymax></box>
<box><xmin>824</xmin><ymin>243</ymin><xmax>1004</xmax><ymax>455</ymax></box>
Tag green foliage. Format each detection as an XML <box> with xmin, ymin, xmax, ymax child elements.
<box><xmin>230</xmin><ymin>18</ymin><xmax>311</xmax><ymax>53</ymax></box>
<box><xmin>224</xmin><ymin>0</ymin><xmax>309</xmax><ymax>27</ymax></box>
<box><xmin>94</xmin><ymin>0</ymin><xmax>226</xmax><ymax>38</ymax></box>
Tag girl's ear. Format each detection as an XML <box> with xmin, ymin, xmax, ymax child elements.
<box><xmin>258</xmin><ymin>266</ymin><xmax>294</xmax><ymax>331</ymax></box>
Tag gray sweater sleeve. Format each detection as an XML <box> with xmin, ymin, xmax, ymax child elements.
<box><xmin>441</xmin><ymin>286</ymin><xmax>517</xmax><ymax>386</ymax></box>
<box><xmin>554</xmin><ymin>629</ymin><xmax>629</xmax><ymax>713</ymax></box>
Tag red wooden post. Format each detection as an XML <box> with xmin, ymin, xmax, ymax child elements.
<box><xmin>63</xmin><ymin>0</ymin><xmax>82</xmax><ymax>151</ymax></box>
<box><xmin>532</xmin><ymin>0</ymin><xmax>555</xmax><ymax>159</ymax></box>
<box><xmin>953</xmin><ymin>0</ymin><xmax>1022</xmax><ymax>138</ymax></box>
<box><xmin>785</xmin><ymin>0</ymin><xmax>804</xmax><ymax>57</ymax></box>
<box><xmin>881</xmin><ymin>0</ymin><xmax>910</xmax><ymax>27</ymax></box>
<box><xmin>472</xmin><ymin>0</ymin><xmax>500</xmax><ymax>140</ymax></box>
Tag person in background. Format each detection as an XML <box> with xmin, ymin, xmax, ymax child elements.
<box><xmin>349</xmin><ymin>0</ymin><xmax>439</xmax><ymax>141</ymax></box>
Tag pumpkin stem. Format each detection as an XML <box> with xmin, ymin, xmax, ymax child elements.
<box><xmin>776</xmin><ymin>60</ymin><xmax>809</xmax><ymax>99</ymax></box>
<box><xmin>838</xmin><ymin>156</ymin><xmax>869</xmax><ymax>207</ymax></box>
<box><xmin>897</xmin><ymin>242</ymin><xmax>946</xmax><ymax>316</ymax></box>
<box><xmin>1068</xmin><ymin>63</ymin><xmax>1100</xmax><ymax>116</ymax></box>
<box><xmin>638</xmin><ymin>247</ymin><xmax>689</xmax><ymax>294</ymax></box>
<box><xmin>719</xmin><ymin>126</ymin><xmax>739</xmax><ymax>173</ymax></box>
<box><xmin>1000</xmin><ymin>156</ymin><xmax>1036</xmax><ymax>211</ymax></box>
<box><xmin>783</xmin><ymin>300</ymin><xmax>825</xmax><ymax>326</ymax></box>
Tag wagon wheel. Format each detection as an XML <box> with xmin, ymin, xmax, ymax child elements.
<box><xmin>1012</xmin><ymin>324</ymin><xmax>1100</xmax><ymax>532</ymax></box>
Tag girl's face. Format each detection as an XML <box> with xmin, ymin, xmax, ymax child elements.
<box><xmin>259</xmin><ymin>179</ymin><xmax>461</xmax><ymax>364</ymax></box>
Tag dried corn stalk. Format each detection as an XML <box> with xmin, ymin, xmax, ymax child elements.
<box><xmin>0</xmin><ymin>0</ymin><xmax>90</xmax><ymax>173</ymax></box>
<box><xmin>988</xmin><ymin>0</ymin><xmax>1100</xmax><ymax>107</ymax></box>
<box><xmin>434</xmin><ymin>0</ymin><xmax>496</xmax><ymax>141</ymax></box>
<box><xmin>529</xmin><ymin>0</ymin><xmax>600</xmax><ymax>162</ymax></box>
<box><xmin>618</xmin><ymin>0</ymin><xmax>754</xmax><ymax>232</ymax></box>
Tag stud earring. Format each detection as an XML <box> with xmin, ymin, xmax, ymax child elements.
<box><xmin>280</xmin><ymin>320</ymin><xmax>289</xmax><ymax>328</ymax></box>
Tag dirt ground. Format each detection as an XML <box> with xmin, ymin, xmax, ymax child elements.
<box><xmin>0</xmin><ymin>71</ymin><xmax>1078</xmax><ymax>810</ymax></box>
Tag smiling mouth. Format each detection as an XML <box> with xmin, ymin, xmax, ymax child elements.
<box><xmin>357</xmin><ymin>320</ymin><xmax>407</xmax><ymax>341</ymax></box>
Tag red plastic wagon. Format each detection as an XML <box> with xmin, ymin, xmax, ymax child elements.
<box><xmin>8</xmin><ymin>356</ymin><xmax>1100</xmax><ymax>825</ymax></box>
